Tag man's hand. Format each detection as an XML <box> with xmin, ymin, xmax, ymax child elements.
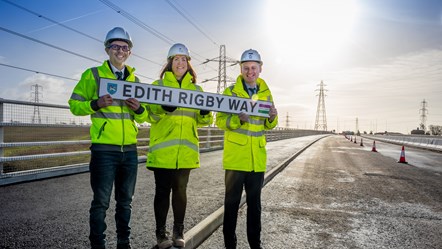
<box><xmin>268</xmin><ymin>105</ymin><xmax>278</xmax><ymax>122</ymax></box>
<box><xmin>97</xmin><ymin>94</ymin><xmax>113</xmax><ymax>108</ymax></box>
<box><xmin>239</xmin><ymin>112</ymin><xmax>249</xmax><ymax>123</ymax></box>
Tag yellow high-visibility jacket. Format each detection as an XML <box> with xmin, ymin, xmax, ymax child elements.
<box><xmin>216</xmin><ymin>75</ymin><xmax>278</xmax><ymax>172</ymax></box>
<box><xmin>146</xmin><ymin>71</ymin><xmax>213</xmax><ymax>169</ymax></box>
<box><xmin>68</xmin><ymin>60</ymin><xmax>148</xmax><ymax>149</ymax></box>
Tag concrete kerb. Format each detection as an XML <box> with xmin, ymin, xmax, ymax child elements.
<box><xmin>183</xmin><ymin>135</ymin><xmax>329</xmax><ymax>249</ymax></box>
<box><xmin>0</xmin><ymin>157</ymin><xmax>148</xmax><ymax>186</ymax></box>
<box><xmin>0</xmin><ymin>164</ymin><xmax>90</xmax><ymax>186</ymax></box>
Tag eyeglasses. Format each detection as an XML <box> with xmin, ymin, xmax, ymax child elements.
<box><xmin>107</xmin><ymin>44</ymin><xmax>130</xmax><ymax>52</ymax></box>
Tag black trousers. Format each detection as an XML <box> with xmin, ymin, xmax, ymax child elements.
<box><xmin>223</xmin><ymin>170</ymin><xmax>264</xmax><ymax>249</ymax></box>
<box><xmin>153</xmin><ymin>168</ymin><xmax>191</xmax><ymax>229</ymax></box>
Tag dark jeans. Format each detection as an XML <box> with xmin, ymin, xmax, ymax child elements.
<box><xmin>223</xmin><ymin>170</ymin><xmax>264</xmax><ymax>249</ymax></box>
<box><xmin>89</xmin><ymin>150</ymin><xmax>138</xmax><ymax>248</ymax></box>
<box><xmin>153</xmin><ymin>168</ymin><xmax>191</xmax><ymax>230</ymax></box>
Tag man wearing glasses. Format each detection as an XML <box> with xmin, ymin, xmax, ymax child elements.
<box><xmin>69</xmin><ymin>27</ymin><xmax>147</xmax><ymax>249</ymax></box>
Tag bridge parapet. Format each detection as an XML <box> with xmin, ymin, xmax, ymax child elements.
<box><xmin>363</xmin><ymin>134</ymin><xmax>442</xmax><ymax>152</ymax></box>
<box><xmin>0</xmin><ymin>98</ymin><xmax>330</xmax><ymax>185</ymax></box>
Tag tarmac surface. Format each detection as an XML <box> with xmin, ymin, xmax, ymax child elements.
<box><xmin>201</xmin><ymin>135</ymin><xmax>442</xmax><ymax>248</ymax></box>
<box><xmin>0</xmin><ymin>135</ymin><xmax>322</xmax><ymax>248</ymax></box>
<box><xmin>1</xmin><ymin>135</ymin><xmax>441</xmax><ymax>248</ymax></box>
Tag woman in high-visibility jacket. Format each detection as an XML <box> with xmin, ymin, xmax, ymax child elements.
<box><xmin>145</xmin><ymin>43</ymin><xmax>212</xmax><ymax>249</ymax></box>
<box><xmin>216</xmin><ymin>49</ymin><xmax>278</xmax><ymax>249</ymax></box>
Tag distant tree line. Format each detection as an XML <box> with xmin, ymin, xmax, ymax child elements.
<box><xmin>428</xmin><ymin>125</ymin><xmax>442</xmax><ymax>135</ymax></box>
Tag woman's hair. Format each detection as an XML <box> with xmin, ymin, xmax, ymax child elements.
<box><xmin>159</xmin><ymin>57</ymin><xmax>197</xmax><ymax>83</ymax></box>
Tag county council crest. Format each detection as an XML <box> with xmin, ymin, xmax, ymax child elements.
<box><xmin>107</xmin><ymin>83</ymin><xmax>117</xmax><ymax>95</ymax></box>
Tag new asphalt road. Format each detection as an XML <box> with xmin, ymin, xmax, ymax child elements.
<box><xmin>1</xmin><ymin>135</ymin><xmax>441</xmax><ymax>248</ymax></box>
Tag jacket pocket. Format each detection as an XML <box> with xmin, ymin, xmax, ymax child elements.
<box><xmin>132</xmin><ymin>123</ymin><xmax>138</xmax><ymax>133</ymax></box>
<box><xmin>259</xmin><ymin>136</ymin><xmax>267</xmax><ymax>148</ymax></box>
<box><xmin>97</xmin><ymin>121</ymin><xmax>107</xmax><ymax>140</ymax></box>
<box><xmin>192</xmin><ymin>122</ymin><xmax>198</xmax><ymax>139</ymax></box>
<box><xmin>152</xmin><ymin>119</ymin><xmax>174</xmax><ymax>142</ymax></box>
<box><xmin>227</xmin><ymin>132</ymin><xmax>247</xmax><ymax>145</ymax></box>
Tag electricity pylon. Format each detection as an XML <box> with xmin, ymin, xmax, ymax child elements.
<box><xmin>314</xmin><ymin>80</ymin><xmax>327</xmax><ymax>131</ymax></box>
<box><xmin>31</xmin><ymin>84</ymin><xmax>43</xmax><ymax>124</ymax></box>
<box><xmin>356</xmin><ymin>117</ymin><xmax>360</xmax><ymax>135</ymax></box>
<box><xmin>285</xmin><ymin>112</ymin><xmax>290</xmax><ymax>128</ymax></box>
<box><xmin>419</xmin><ymin>99</ymin><xmax>428</xmax><ymax>132</ymax></box>
<box><xmin>201</xmin><ymin>45</ymin><xmax>238</xmax><ymax>93</ymax></box>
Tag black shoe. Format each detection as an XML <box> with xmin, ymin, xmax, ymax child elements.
<box><xmin>156</xmin><ymin>227</ymin><xmax>172</xmax><ymax>249</ymax></box>
<box><xmin>172</xmin><ymin>224</ymin><xmax>185</xmax><ymax>247</ymax></box>
<box><xmin>224</xmin><ymin>234</ymin><xmax>237</xmax><ymax>249</ymax></box>
<box><xmin>91</xmin><ymin>244</ymin><xmax>106</xmax><ymax>249</ymax></box>
<box><xmin>116</xmin><ymin>242</ymin><xmax>131</xmax><ymax>249</ymax></box>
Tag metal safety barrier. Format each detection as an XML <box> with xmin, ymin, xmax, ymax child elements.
<box><xmin>363</xmin><ymin>134</ymin><xmax>442</xmax><ymax>152</ymax></box>
<box><xmin>0</xmin><ymin>98</ymin><xmax>329</xmax><ymax>185</ymax></box>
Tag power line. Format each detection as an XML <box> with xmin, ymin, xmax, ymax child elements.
<box><xmin>0</xmin><ymin>26</ymin><xmax>154</xmax><ymax>81</ymax></box>
<box><xmin>163</xmin><ymin>0</ymin><xmax>223</xmax><ymax>64</ymax></box>
<box><xmin>1</xmin><ymin>26</ymin><xmax>101</xmax><ymax>63</ymax></box>
<box><xmin>2</xmin><ymin>1</ymin><xmax>217</xmax><ymax>81</ymax></box>
<box><xmin>0</xmin><ymin>63</ymin><xmax>79</xmax><ymax>81</ymax></box>
<box><xmin>98</xmin><ymin>0</ymin><xmax>175</xmax><ymax>45</ymax></box>
<box><xmin>1</xmin><ymin>0</ymin><xmax>161</xmax><ymax>67</ymax></box>
<box><xmin>1</xmin><ymin>0</ymin><xmax>101</xmax><ymax>42</ymax></box>
<box><xmin>131</xmin><ymin>54</ymin><xmax>162</xmax><ymax>66</ymax></box>
<box><xmin>98</xmin><ymin>0</ymin><xmax>218</xmax><ymax>67</ymax></box>
<box><xmin>163</xmin><ymin>0</ymin><xmax>236</xmax><ymax>62</ymax></box>
<box><xmin>165</xmin><ymin>0</ymin><xmax>218</xmax><ymax>46</ymax></box>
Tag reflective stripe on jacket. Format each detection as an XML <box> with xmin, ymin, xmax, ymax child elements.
<box><xmin>68</xmin><ymin>60</ymin><xmax>148</xmax><ymax>147</ymax></box>
<box><xmin>216</xmin><ymin>75</ymin><xmax>278</xmax><ymax>172</ymax></box>
<box><xmin>146</xmin><ymin>71</ymin><xmax>213</xmax><ymax>169</ymax></box>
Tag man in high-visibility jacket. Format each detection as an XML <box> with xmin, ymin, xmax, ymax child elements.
<box><xmin>216</xmin><ymin>49</ymin><xmax>278</xmax><ymax>249</ymax></box>
<box><xmin>68</xmin><ymin>27</ymin><xmax>147</xmax><ymax>249</ymax></box>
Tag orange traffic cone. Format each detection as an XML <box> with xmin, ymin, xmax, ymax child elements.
<box><xmin>350</xmin><ymin>136</ymin><xmax>353</xmax><ymax>142</ymax></box>
<box><xmin>354</xmin><ymin>137</ymin><xmax>357</xmax><ymax>144</ymax></box>
<box><xmin>360</xmin><ymin>138</ymin><xmax>364</xmax><ymax>146</ymax></box>
<box><xmin>398</xmin><ymin>146</ymin><xmax>408</xmax><ymax>164</ymax></box>
<box><xmin>371</xmin><ymin>141</ymin><xmax>377</xmax><ymax>152</ymax></box>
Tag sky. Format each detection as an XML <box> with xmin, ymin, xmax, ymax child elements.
<box><xmin>1</xmin><ymin>0</ymin><xmax>441</xmax><ymax>134</ymax></box>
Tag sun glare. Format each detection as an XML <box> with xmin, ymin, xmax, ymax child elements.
<box><xmin>265</xmin><ymin>0</ymin><xmax>359</xmax><ymax>68</ymax></box>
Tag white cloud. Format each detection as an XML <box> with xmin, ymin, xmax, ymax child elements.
<box><xmin>5</xmin><ymin>74</ymin><xmax>72</xmax><ymax>105</ymax></box>
<box><xmin>265</xmin><ymin>48</ymin><xmax>442</xmax><ymax>133</ymax></box>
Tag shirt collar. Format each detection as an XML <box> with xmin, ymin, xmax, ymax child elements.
<box><xmin>242</xmin><ymin>79</ymin><xmax>258</xmax><ymax>92</ymax></box>
<box><xmin>109</xmin><ymin>62</ymin><xmax>125</xmax><ymax>77</ymax></box>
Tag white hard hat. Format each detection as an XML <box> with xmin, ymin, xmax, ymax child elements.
<box><xmin>240</xmin><ymin>49</ymin><xmax>262</xmax><ymax>64</ymax></box>
<box><xmin>167</xmin><ymin>43</ymin><xmax>191</xmax><ymax>60</ymax></box>
<box><xmin>104</xmin><ymin>27</ymin><xmax>133</xmax><ymax>48</ymax></box>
